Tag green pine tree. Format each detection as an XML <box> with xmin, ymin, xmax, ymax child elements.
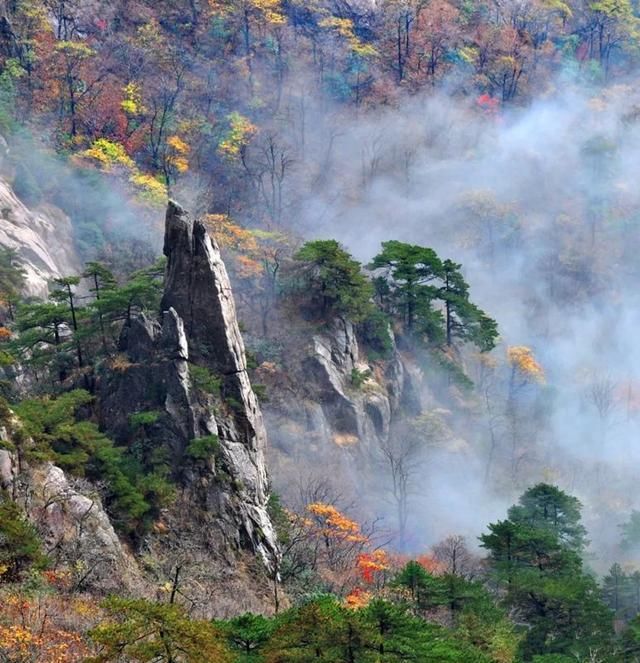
<box><xmin>290</xmin><ymin>240</ymin><xmax>374</xmax><ymax>322</ymax></box>
<box><xmin>480</xmin><ymin>484</ymin><xmax>614</xmax><ymax>661</ymax></box>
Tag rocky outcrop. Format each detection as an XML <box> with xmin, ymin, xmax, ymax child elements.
<box><xmin>100</xmin><ymin>202</ymin><xmax>277</xmax><ymax>575</ymax></box>
<box><xmin>0</xmin><ymin>447</ymin><xmax>143</xmax><ymax>594</ymax></box>
<box><xmin>332</xmin><ymin>0</ymin><xmax>378</xmax><ymax>16</ymax></box>
<box><xmin>262</xmin><ymin>316</ymin><xmax>425</xmax><ymax>496</ymax></box>
<box><xmin>0</xmin><ymin>177</ymin><xmax>81</xmax><ymax>297</ymax></box>
<box><xmin>0</xmin><ymin>201</ymin><xmax>278</xmax><ymax>610</ymax></box>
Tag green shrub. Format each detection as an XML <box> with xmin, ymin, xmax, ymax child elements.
<box><xmin>225</xmin><ymin>396</ymin><xmax>243</xmax><ymax>412</ymax></box>
<box><xmin>0</xmin><ymin>497</ymin><xmax>48</xmax><ymax>581</ymax></box>
<box><xmin>246</xmin><ymin>351</ymin><xmax>258</xmax><ymax>369</ymax></box>
<box><xmin>15</xmin><ymin>390</ymin><xmax>167</xmax><ymax>542</ymax></box>
<box><xmin>190</xmin><ymin>365</ymin><xmax>222</xmax><ymax>395</ymax></box>
<box><xmin>186</xmin><ymin>435</ymin><xmax>220</xmax><ymax>460</ymax></box>
<box><xmin>252</xmin><ymin>383</ymin><xmax>268</xmax><ymax>402</ymax></box>
<box><xmin>350</xmin><ymin>367</ymin><xmax>372</xmax><ymax>389</ymax></box>
<box><xmin>129</xmin><ymin>410</ymin><xmax>161</xmax><ymax>427</ymax></box>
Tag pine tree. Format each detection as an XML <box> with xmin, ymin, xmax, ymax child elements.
<box><xmin>371</xmin><ymin>240</ymin><xmax>443</xmax><ymax>334</ymax></box>
<box><xmin>371</xmin><ymin>241</ymin><xmax>497</xmax><ymax>352</ymax></box>
<box><xmin>289</xmin><ymin>240</ymin><xmax>374</xmax><ymax>322</ymax></box>
<box><xmin>51</xmin><ymin>275</ymin><xmax>84</xmax><ymax>368</ymax></box>
<box><xmin>438</xmin><ymin>259</ymin><xmax>498</xmax><ymax>351</ymax></box>
<box><xmin>480</xmin><ymin>484</ymin><xmax>614</xmax><ymax>660</ymax></box>
<box><xmin>603</xmin><ymin>563</ymin><xmax>631</xmax><ymax>618</ymax></box>
<box><xmin>83</xmin><ymin>262</ymin><xmax>117</xmax><ymax>354</ymax></box>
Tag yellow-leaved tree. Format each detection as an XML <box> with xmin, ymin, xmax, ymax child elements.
<box><xmin>208</xmin><ymin>0</ymin><xmax>285</xmax><ymax>58</ymax></box>
<box><xmin>203</xmin><ymin>214</ymin><xmax>291</xmax><ymax>334</ymax></box>
<box><xmin>78</xmin><ymin>138</ymin><xmax>168</xmax><ymax>208</ymax></box>
<box><xmin>507</xmin><ymin>346</ymin><xmax>545</xmax><ymax>384</ymax></box>
<box><xmin>586</xmin><ymin>0</ymin><xmax>639</xmax><ymax>73</ymax></box>
<box><xmin>505</xmin><ymin>345</ymin><xmax>546</xmax><ymax>485</ymax></box>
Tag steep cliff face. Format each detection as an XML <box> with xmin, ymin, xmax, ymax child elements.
<box><xmin>261</xmin><ymin>316</ymin><xmax>425</xmax><ymax>503</ymax></box>
<box><xmin>0</xmin><ymin>177</ymin><xmax>81</xmax><ymax>297</ymax></box>
<box><xmin>0</xmin><ymin>201</ymin><xmax>278</xmax><ymax>613</ymax></box>
<box><xmin>99</xmin><ymin>202</ymin><xmax>277</xmax><ymax>608</ymax></box>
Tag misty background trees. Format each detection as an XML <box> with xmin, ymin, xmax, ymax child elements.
<box><xmin>3</xmin><ymin>0</ymin><xmax>640</xmax><ymax>659</ymax></box>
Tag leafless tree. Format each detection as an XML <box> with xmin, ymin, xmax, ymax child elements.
<box><xmin>379</xmin><ymin>426</ymin><xmax>424</xmax><ymax>550</ymax></box>
<box><xmin>244</xmin><ymin>133</ymin><xmax>294</xmax><ymax>226</ymax></box>
<box><xmin>360</xmin><ymin>132</ymin><xmax>385</xmax><ymax>189</ymax></box>
<box><xmin>432</xmin><ymin>535</ymin><xmax>480</xmax><ymax>579</ymax></box>
<box><xmin>587</xmin><ymin>375</ymin><xmax>618</xmax><ymax>449</ymax></box>
<box><xmin>589</xmin><ymin>376</ymin><xmax>617</xmax><ymax>422</ymax></box>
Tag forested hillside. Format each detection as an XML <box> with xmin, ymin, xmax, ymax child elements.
<box><xmin>2</xmin><ymin>0</ymin><xmax>640</xmax><ymax>661</ymax></box>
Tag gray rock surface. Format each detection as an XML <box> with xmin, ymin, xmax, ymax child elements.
<box><xmin>0</xmin><ymin>177</ymin><xmax>81</xmax><ymax>297</ymax></box>
<box><xmin>101</xmin><ymin>201</ymin><xmax>277</xmax><ymax>573</ymax></box>
<box><xmin>0</xmin><ymin>447</ymin><xmax>143</xmax><ymax>593</ymax></box>
<box><xmin>264</xmin><ymin>315</ymin><xmax>424</xmax><ymax>475</ymax></box>
<box><xmin>0</xmin><ymin>200</ymin><xmax>279</xmax><ymax>609</ymax></box>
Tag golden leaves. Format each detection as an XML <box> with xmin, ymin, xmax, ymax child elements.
<box><xmin>54</xmin><ymin>40</ymin><xmax>95</xmax><ymax>60</ymax></box>
<box><xmin>79</xmin><ymin>139</ymin><xmax>168</xmax><ymax>207</ymax></box>
<box><xmin>318</xmin><ymin>16</ymin><xmax>377</xmax><ymax>57</ymax></box>
<box><xmin>121</xmin><ymin>82</ymin><xmax>145</xmax><ymax>116</ymax></box>
<box><xmin>202</xmin><ymin>214</ymin><xmax>290</xmax><ymax>281</ymax></box>
<box><xmin>507</xmin><ymin>346</ymin><xmax>545</xmax><ymax>383</ymax></box>
<box><xmin>209</xmin><ymin>0</ymin><xmax>285</xmax><ymax>25</ymax></box>
<box><xmin>307</xmin><ymin>502</ymin><xmax>368</xmax><ymax>544</ymax></box>
<box><xmin>167</xmin><ymin>135</ymin><xmax>190</xmax><ymax>174</ymax></box>
<box><xmin>344</xmin><ymin>587</ymin><xmax>372</xmax><ymax>608</ymax></box>
<box><xmin>205</xmin><ymin>214</ymin><xmax>259</xmax><ymax>252</ymax></box>
<box><xmin>81</xmin><ymin>138</ymin><xmax>136</xmax><ymax>171</ymax></box>
<box><xmin>0</xmin><ymin>591</ymin><xmax>93</xmax><ymax>663</ymax></box>
<box><xmin>167</xmin><ymin>135</ymin><xmax>189</xmax><ymax>153</ymax></box>
<box><xmin>129</xmin><ymin>173</ymin><xmax>168</xmax><ymax>207</ymax></box>
<box><xmin>218</xmin><ymin>112</ymin><xmax>258</xmax><ymax>159</ymax></box>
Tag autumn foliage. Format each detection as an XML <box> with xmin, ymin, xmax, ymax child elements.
<box><xmin>306</xmin><ymin>502</ymin><xmax>369</xmax><ymax>545</ymax></box>
<box><xmin>357</xmin><ymin>550</ymin><xmax>390</xmax><ymax>583</ymax></box>
<box><xmin>0</xmin><ymin>591</ymin><xmax>96</xmax><ymax>663</ymax></box>
<box><xmin>507</xmin><ymin>346</ymin><xmax>545</xmax><ymax>383</ymax></box>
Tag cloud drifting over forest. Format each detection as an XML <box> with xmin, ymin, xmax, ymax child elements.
<box><xmin>271</xmin><ymin>78</ymin><xmax>640</xmax><ymax>561</ymax></box>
